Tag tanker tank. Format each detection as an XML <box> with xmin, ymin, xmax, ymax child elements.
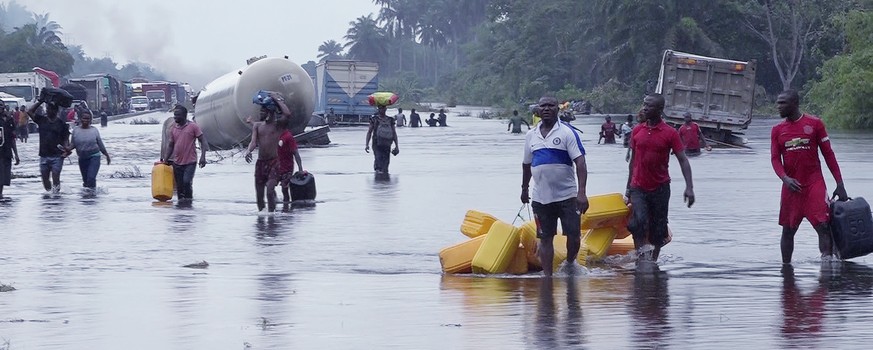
<box><xmin>192</xmin><ymin>57</ymin><xmax>315</xmax><ymax>150</ymax></box>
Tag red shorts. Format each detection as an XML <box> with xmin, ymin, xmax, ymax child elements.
<box><xmin>255</xmin><ymin>158</ymin><xmax>280</xmax><ymax>187</ymax></box>
<box><xmin>779</xmin><ymin>179</ymin><xmax>829</xmax><ymax>228</ymax></box>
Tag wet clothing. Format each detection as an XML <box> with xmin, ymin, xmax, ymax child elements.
<box><xmin>409</xmin><ymin>112</ymin><xmax>421</xmax><ymax>127</ymax></box>
<box><xmin>532</xmin><ymin>197</ymin><xmax>581</xmax><ymax>238</ymax></box>
<box><xmin>620</xmin><ymin>122</ymin><xmax>634</xmax><ymax>147</ymax></box>
<box><xmin>71</xmin><ymin>127</ymin><xmax>107</xmax><ymax>158</ymax></box>
<box><xmin>0</xmin><ymin>156</ymin><xmax>11</xmax><ymax>186</ymax></box>
<box><xmin>630</xmin><ymin>120</ymin><xmax>684</xmax><ymax>192</ymax></box>
<box><xmin>78</xmin><ymin>154</ymin><xmax>101</xmax><ymax>188</ymax></box>
<box><xmin>395</xmin><ymin>113</ymin><xmax>407</xmax><ymax>127</ymax></box>
<box><xmin>600</xmin><ymin>121</ymin><xmax>617</xmax><ymax>144</ymax></box>
<box><xmin>771</xmin><ymin>114</ymin><xmax>841</xmax><ymax>228</ymax></box>
<box><xmin>255</xmin><ymin>158</ymin><xmax>280</xmax><ymax>187</ymax></box>
<box><xmin>523</xmin><ymin>121</ymin><xmax>585</xmax><ymax>205</ymax></box>
<box><xmin>173</xmin><ymin>163</ymin><xmax>197</xmax><ymax>199</ymax></box>
<box><xmin>31</xmin><ymin>113</ymin><xmax>70</xmax><ymax>157</ymax></box>
<box><xmin>1</xmin><ymin>116</ymin><xmax>16</xmax><ymax>159</ymax></box>
<box><xmin>373</xmin><ymin>144</ymin><xmax>391</xmax><ymax>173</ymax></box>
<box><xmin>426</xmin><ymin>118</ymin><xmax>438</xmax><ymax>127</ymax></box>
<box><xmin>628</xmin><ymin>183</ymin><xmax>671</xmax><ymax>248</ymax></box>
<box><xmin>679</xmin><ymin>122</ymin><xmax>703</xmax><ymax>151</ymax></box>
<box><xmin>169</xmin><ymin>121</ymin><xmax>203</xmax><ymax>165</ymax></box>
<box><xmin>438</xmin><ymin>112</ymin><xmax>447</xmax><ymax>126</ymax></box>
<box><xmin>277</xmin><ymin>130</ymin><xmax>299</xmax><ymax>175</ymax></box>
<box><xmin>39</xmin><ymin>156</ymin><xmax>63</xmax><ymax>175</ymax></box>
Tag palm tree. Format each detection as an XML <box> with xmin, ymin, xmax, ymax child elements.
<box><xmin>344</xmin><ymin>14</ymin><xmax>389</xmax><ymax>62</ymax></box>
<box><xmin>317</xmin><ymin>40</ymin><xmax>345</xmax><ymax>62</ymax></box>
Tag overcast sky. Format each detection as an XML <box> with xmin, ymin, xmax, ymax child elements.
<box><xmin>23</xmin><ymin>0</ymin><xmax>381</xmax><ymax>89</ymax></box>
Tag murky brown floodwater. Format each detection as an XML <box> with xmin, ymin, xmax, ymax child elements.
<box><xmin>2</xmin><ymin>109</ymin><xmax>873</xmax><ymax>349</ymax></box>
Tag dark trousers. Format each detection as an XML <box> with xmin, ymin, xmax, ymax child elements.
<box><xmin>532</xmin><ymin>198</ymin><xmax>581</xmax><ymax>238</ymax></box>
<box><xmin>628</xmin><ymin>183</ymin><xmax>671</xmax><ymax>247</ymax></box>
<box><xmin>373</xmin><ymin>144</ymin><xmax>391</xmax><ymax>173</ymax></box>
<box><xmin>173</xmin><ymin>163</ymin><xmax>197</xmax><ymax>199</ymax></box>
<box><xmin>78</xmin><ymin>155</ymin><xmax>101</xmax><ymax>188</ymax></box>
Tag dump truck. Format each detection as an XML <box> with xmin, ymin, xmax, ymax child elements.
<box><xmin>656</xmin><ymin>50</ymin><xmax>757</xmax><ymax>146</ymax></box>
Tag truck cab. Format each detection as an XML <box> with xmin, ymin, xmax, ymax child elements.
<box><xmin>130</xmin><ymin>96</ymin><xmax>149</xmax><ymax>112</ymax></box>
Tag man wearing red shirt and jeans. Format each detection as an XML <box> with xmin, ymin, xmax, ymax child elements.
<box><xmin>626</xmin><ymin>94</ymin><xmax>695</xmax><ymax>262</ymax></box>
<box><xmin>771</xmin><ymin>90</ymin><xmax>847</xmax><ymax>264</ymax></box>
<box><xmin>678</xmin><ymin>112</ymin><xmax>710</xmax><ymax>155</ymax></box>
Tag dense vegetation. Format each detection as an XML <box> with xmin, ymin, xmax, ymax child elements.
<box><xmin>323</xmin><ymin>0</ymin><xmax>871</xmax><ymax>127</ymax></box>
<box><xmin>0</xmin><ymin>1</ymin><xmax>164</xmax><ymax>82</ymax></box>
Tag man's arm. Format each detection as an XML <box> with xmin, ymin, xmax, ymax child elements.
<box><xmin>574</xmin><ymin>156</ymin><xmax>589</xmax><ymax>214</ymax></box>
<box><xmin>197</xmin><ymin>133</ymin><xmax>209</xmax><ymax>168</ymax></box>
<box><xmin>244</xmin><ymin>123</ymin><xmax>260</xmax><ymax>162</ymax></box>
<box><xmin>364</xmin><ymin>120</ymin><xmax>374</xmax><ymax>152</ymax></box>
<box><xmin>770</xmin><ymin>127</ymin><xmax>801</xmax><ymax>192</ymax></box>
<box><xmin>293</xmin><ymin>149</ymin><xmax>303</xmax><ymax>172</ymax></box>
<box><xmin>818</xmin><ymin>122</ymin><xmax>846</xmax><ymax>200</ymax></box>
<box><xmin>521</xmin><ymin>163</ymin><xmax>532</xmax><ymax>204</ymax></box>
<box><xmin>697</xmin><ymin>127</ymin><xmax>708</xmax><ymax>149</ymax></box>
<box><xmin>11</xmin><ymin>130</ymin><xmax>19</xmax><ymax>165</ymax></box>
<box><xmin>674</xmin><ymin>150</ymin><xmax>695</xmax><ymax>207</ymax></box>
<box><xmin>271</xmin><ymin>93</ymin><xmax>292</xmax><ymax>118</ymax></box>
<box><xmin>26</xmin><ymin>101</ymin><xmax>43</xmax><ymax>121</ymax></box>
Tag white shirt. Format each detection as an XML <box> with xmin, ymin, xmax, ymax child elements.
<box><xmin>523</xmin><ymin>121</ymin><xmax>585</xmax><ymax>204</ymax></box>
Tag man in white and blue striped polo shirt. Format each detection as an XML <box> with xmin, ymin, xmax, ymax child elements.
<box><xmin>521</xmin><ymin>96</ymin><xmax>589</xmax><ymax>276</ymax></box>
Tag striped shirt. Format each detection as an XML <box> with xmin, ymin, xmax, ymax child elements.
<box><xmin>523</xmin><ymin>121</ymin><xmax>585</xmax><ymax>204</ymax></box>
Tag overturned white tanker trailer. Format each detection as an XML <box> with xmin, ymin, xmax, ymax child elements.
<box><xmin>187</xmin><ymin>56</ymin><xmax>317</xmax><ymax>150</ymax></box>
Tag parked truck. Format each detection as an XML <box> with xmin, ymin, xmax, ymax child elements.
<box><xmin>0</xmin><ymin>71</ymin><xmax>53</xmax><ymax>106</ymax></box>
<box><xmin>656</xmin><ymin>50</ymin><xmax>757</xmax><ymax>146</ymax></box>
<box><xmin>68</xmin><ymin>74</ymin><xmax>126</xmax><ymax>115</ymax></box>
<box><xmin>313</xmin><ymin>60</ymin><xmax>379</xmax><ymax>125</ymax></box>
<box><xmin>142</xmin><ymin>82</ymin><xmax>187</xmax><ymax>110</ymax></box>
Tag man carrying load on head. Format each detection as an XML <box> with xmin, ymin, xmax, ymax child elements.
<box><xmin>521</xmin><ymin>96</ymin><xmax>589</xmax><ymax>277</ymax></box>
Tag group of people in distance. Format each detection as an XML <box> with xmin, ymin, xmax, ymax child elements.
<box><xmin>0</xmin><ymin>90</ymin><xmax>111</xmax><ymax>199</ymax></box>
<box><xmin>392</xmin><ymin>107</ymin><xmax>447</xmax><ymax>128</ymax></box>
<box><xmin>521</xmin><ymin>90</ymin><xmax>848</xmax><ymax>276</ymax></box>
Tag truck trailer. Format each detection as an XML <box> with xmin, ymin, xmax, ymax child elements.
<box><xmin>313</xmin><ymin>60</ymin><xmax>379</xmax><ymax>125</ymax></box>
<box><xmin>0</xmin><ymin>72</ymin><xmax>53</xmax><ymax>106</ymax></box>
<box><xmin>656</xmin><ymin>50</ymin><xmax>756</xmax><ymax>146</ymax></box>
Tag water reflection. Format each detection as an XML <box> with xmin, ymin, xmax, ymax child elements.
<box><xmin>535</xmin><ymin>278</ymin><xmax>558</xmax><ymax>348</ymax></box>
<box><xmin>628</xmin><ymin>263</ymin><xmax>670</xmax><ymax>349</ymax></box>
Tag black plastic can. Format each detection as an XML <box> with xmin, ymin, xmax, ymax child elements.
<box><xmin>289</xmin><ymin>171</ymin><xmax>316</xmax><ymax>202</ymax></box>
<box><xmin>831</xmin><ymin>197</ymin><xmax>873</xmax><ymax>259</ymax></box>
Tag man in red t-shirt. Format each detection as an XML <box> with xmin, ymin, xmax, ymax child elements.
<box><xmin>678</xmin><ymin>112</ymin><xmax>711</xmax><ymax>155</ymax></box>
<box><xmin>626</xmin><ymin>94</ymin><xmax>695</xmax><ymax>262</ymax></box>
<box><xmin>277</xmin><ymin>122</ymin><xmax>304</xmax><ymax>205</ymax></box>
<box><xmin>600</xmin><ymin>116</ymin><xmax>618</xmax><ymax>144</ymax></box>
<box><xmin>771</xmin><ymin>90</ymin><xmax>847</xmax><ymax>264</ymax></box>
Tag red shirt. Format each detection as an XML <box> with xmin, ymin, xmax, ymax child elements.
<box><xmin>277</xmin><ymin>130</ymin><xmax>298</xmax><ymax>174</ymax></box>
<box><xmin>679</xmin><ymin>122</ymin><xmax>701</xmax><ymax>150</ymax></box>
<box><xmin>770</xmin><ymin>114</ymin><xmax>842</xmax><ymax>185</ymax></box>
<box><xmin>630</xmin><ymin>120</ymin><xmax>684</xmax><ymax>191</ymax></box>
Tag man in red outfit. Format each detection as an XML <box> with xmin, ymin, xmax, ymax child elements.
<box><xmin>770</xmin><ymin>90</ymin><xmax>848</xmax><ymax>264</ymax></box>
<box><xmin>678</xmin><ymin>112</ymin><xmax>710</xmax><ymax>155</ymax></box>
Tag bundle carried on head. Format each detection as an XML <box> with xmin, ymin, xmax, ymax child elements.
<box><xmin>252</xmin><ymin>89</ymin><xmax>280</xmax><ymax>111</ymax></box>
<box><xmin>40</xmin><ymin>87</ymin><xmax>74</xmax><ymax>108</ymax></box>
<box><xmin>368</xmin><ymin>92</ymin><xmax>399</xmax><ymax>107</ymax></box>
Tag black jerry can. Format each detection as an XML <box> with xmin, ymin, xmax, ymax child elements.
<box><xmin>289</xmin><ymin>171</ymin><xmax>316</xmax><ymax>201</ymax></box>
<box><xmin>831</xmin><ymin>197</ymin><xmax>873</xmax><ymax>259</ymax></box>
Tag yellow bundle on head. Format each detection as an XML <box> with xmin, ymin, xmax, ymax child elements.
<box><xmin>368</xmin><ymin>92</ymin><xmax>399</xmax><ymax>107</ymax></box>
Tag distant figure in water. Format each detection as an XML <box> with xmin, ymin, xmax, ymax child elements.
<box><xmin>409</xmin><ymin>108</ymin><xmax>422</xmax><ymax>127</ymax></box>
<box><xmin>678</xmin><ymin>112</ymin><xmax>710</xmax><ymax>156</ymax></box>
<box><xmin>426</xmin><ymin>113</ymin><xmax>438</xmax><ymax>127</ymax></box>
<box><xmin>438</xmin><ymin>108</ymin><xmax>448</xmax><ymax>126</ymax></box>
<box><xmin>620</xmin><ymin>114</ymin><xmax>634</xmax><ymax>148</ymax></box>
<box><xmin>365</xmin><ymin>104</ymin><xmax>399</xmax><ymax>174</ymax></box>
<box><xmin>244</xmin><ymin>91</ymin><xmax>292</xmax><ymax>212</ymax></box>
<box><xmin>626</xmin><ymin>93</ymin><xmax>694</xmax><ymax>263</ymax></box>
<box><xmin>771</xmin><ymin>89</ymin><xmax>847</xmax><ymax>264</ymax></box>
<box><xmin>508</xmin><ymin>110</ymin><xmax>531</xmax><ymax>134</ymax></box>
<box><xmin>599</xmin><ymin>116</ymin><xmax>618</xmax><ymax>144</ymax></box>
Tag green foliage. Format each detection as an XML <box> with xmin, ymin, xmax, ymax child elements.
<box><xmin>379</xmin><ymin>71</ymin><xmax>425</xmax><ymax>103</ymax></box>
<box><xmin>807</xmin><ymin>10</ymin><xmax>873</xmax><ymax>129</ymax></box>
<box><xmin>0</xmin><ymin>23</ymin><xmax>74</xmax><ymax>76</ymax></box>
<box><xmin>581</xmin><ymin>79</ymin><xmax>641</xmax><ymax>114</ymax></box>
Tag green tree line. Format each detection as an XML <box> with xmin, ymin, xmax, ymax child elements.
<box><xmin>329</xmin><ymin>0</ymin><xmax>871</xmax><ymax>127</ymax></box>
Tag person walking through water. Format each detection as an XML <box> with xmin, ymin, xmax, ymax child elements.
<box><xmin>678</xmin><ymin>112</ymin><xmax>711</xmax><ymax>156</ymax></box>
<box><xmin>245</xmin><ymin>91</ymin><xmax>294</xmax><ymax>212</ymax></box>
<box><xmin>365</xmin><ymin>104</ymin><xmax>399</xmax><ymax>174</ymax></box>
<box><xmin>426</xmin><ymin>113</ymin><xmax>438</xmax><ymax>127</ymax></box>
<box><xmin>68</xmin><ymin>110</ymin><xmax>110</xmax><ymax>192</ymax></box>
<box><xmin>0</xmin><ymin>101</ymin><xmax>21</xmax><ymax>199</ymax></box>
<box><xmin>599</xmin><ymin>116</ymin><xmax>618</xmax><ymax>144</ymax></box>
<box><xmin>507</xmin><ymin>110</ymin><xmax>530</xmax><ymax>134</ymax></box>
<box><xmin>276</xmin><ymin>115</ymin><xmax>304</xmax><ymax>206</ymax></box>
<box><xmin>521</xmin><ymin>96</ymin><xmax>589</xmax><ymax>277</ymax></box>
<box><xmin>162</xmin><ymin>106</ymin><xmax>208</xmax><ymax>201</ymax></box>
<box><xmin>626</xmin><ymin>93</ymin><xmax>695</xmax><ymax>263</ymax></box>
<box><xmin>15</xmin><ymin>106</ymin><xmax>28</xmax><ymax>143</ymax></box>
<box><xmin>409</xmin><ymin>108</ymin><xmax>422</xmax><ymax>128</ymax></box>
<box><xmin>438</xmin><ymin>108</ymin><xmax>448</xmax><ymax>126</ymax></box>
<box><xmin>395</xmin><ymin>107</ymin><xmax>407</xmax><ymax>127</ymax></box>
<box><xmin>770</xmin><ymin>89</ymin><xmax>847</xmax><ymax>264</ymax></box>
<box><xmin>620</xmin><ymin>114</ymin><xmax>634</xmax><ymax>148</ymax></box>
<box><xmin>26</xmin><ymin>91</ymin><xmax>71</xmax><ymax>193</ymax></box>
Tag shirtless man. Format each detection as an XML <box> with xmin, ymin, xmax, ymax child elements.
<box><xmin>244</xmin><ymin>92</ymin><xmax>292</xmax><ymax>212</ymax></box>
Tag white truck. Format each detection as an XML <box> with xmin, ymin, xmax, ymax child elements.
<box><xmin>656</xmin><ymin>50</ymin><xmax>757</xmax><ymax>146</ymax></box>
<box><xmin>0</xmin><ymin>72</ymin><xmax>53</xmax><ymax>107</ymax></box>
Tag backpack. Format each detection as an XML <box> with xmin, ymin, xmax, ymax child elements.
<box><xmin>375</xmin><ymin>116</ymin><xmax>395</xmax><ymax>146</ymax></box>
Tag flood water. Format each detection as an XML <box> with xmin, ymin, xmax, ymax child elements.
<box><xmin>2</xmin><ymin>109</ymin><xmax>873</xmax><ymax>349</ymax></box>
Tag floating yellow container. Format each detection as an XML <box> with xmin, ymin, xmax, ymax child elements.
<box><xmin>460</xmin><ymin>210</ymin><xmax>498</xmax><ymax>238</ymax></box>
<box><xmin>151</xmin><ymin>162</ymin><xmax>174</xmax><ymax>201</ymax></box>
<box><xmin>471</xmin><ymin>221</ymin><xmax>520</xmax><ymax>274</ymax></box>
<box><xmin>606</xmin><ymin>235</ymin><xmax>635</xmax><ymax>256</ymax></box>
<box><xmin>439</xmin><ymin>235</ymin><xmax>488</xmax><ymax>274</ymax></box>
<box><xmin>580</xmin><ymin>193</ymin><xmax>630</xmax><ymax>230</ymax></box>
<box><xmin>519</xmin><ymin>221</ymin><xmax>540</xmax><ymax>267</ymax></box>
<box><xmin>507</xmin><ymin>245</ymin><xmax>529</xmax><ymax>275</ymax></box>
<box><xmin>583</xmin><ymin>227</ymin><xmax>618</xmax><ymax>260</ymax></box>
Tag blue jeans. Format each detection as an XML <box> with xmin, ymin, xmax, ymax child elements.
<box><xmin>78</xmin><ymin>154</ymin><xmax>101</xmax><ymax>188</ymax></box>
<box><xmin>173</xmin><ymin>163</ymin><xmax>197</xmax><ymax>199</ymax></box>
